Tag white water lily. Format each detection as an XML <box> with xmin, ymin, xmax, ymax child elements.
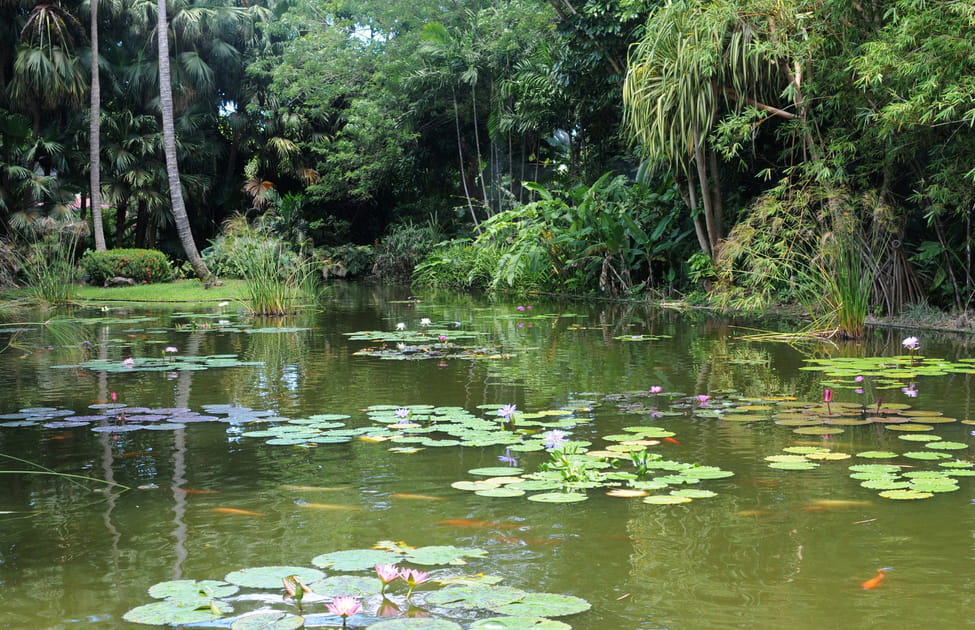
<box><xmin>396</xmin><ymin>322</ymin><xmax>406</xmax><ymax>331</ymax></box>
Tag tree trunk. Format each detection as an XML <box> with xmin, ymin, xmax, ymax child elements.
<box><xmin>114</xmin><ymin>197</ymin><xmax>128</xmax><ymax>247</ymax></box>
<box><xmin>89</xmin><ymin>0</ymin><xmax>106</xmax><ymax>251</ymax></box>
<box><xmin>157</xmin><ymin>0</ymin><xmax>212</xmax><ymax>282</ymax></box>
<box><xmin>453</xmin><ymin>88</ymin><xmax>479</xmax><ymax>234</ymax></box>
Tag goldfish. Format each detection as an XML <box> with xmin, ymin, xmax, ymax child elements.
<box><xmin>390</xmin><ymin>493</ymin><xmax>445</xmax><ymax>501</ymax></box>
<box><xmin>212</xmin><ymin>507</ymin><xmax>264</xmax><ymax>516</ymax></box>
<box><xmin>861</xmin><ymin>568</ymin><xmax>892</xmax><ymax>589</ymax></box>
<box><xmin>662</xmin><ymin>437</ymin><xmax>681</xmax><ymax>445</ymax></box>
<box><xmin>437</xmin><ymin>519</ymin><xmax>519</xmax><ymax>530</ymax></box>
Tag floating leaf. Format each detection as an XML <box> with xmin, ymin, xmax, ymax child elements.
<box><xmin>768</xmin><ymin>461</ymin><xmax>819</xmax><ymax>470</ymax></box>
<box><xmin>902</xmin><ymin>451</ymin><xmax>952</xmax><ymax>460</ymax></box>
<box><xmin>230</xmin><ymin>611</ymin><xmax>305</xmax><ymax>630</ymax></box>
<box><xmin>147</xmin><ymin>580</ymin><xmax>238</xmax><ymax>600</ymax></box>
<box><xmin>311</xmin><ymin>549</ymin><xmax>400</xmax><ymax>571</ymax></box>
<box><xmin>224</xmin><ymin>566</ymin><xmax>324</xmax><ymax>589</ymax></box>
<box><xmin>856</xmin><ymin>451</ymin><xmax>899</xmax><ymax>459</ymax></box>
<box><xmin>643</xmin><ymin>495</ymin><xmax>692</xmax><ymax>504</ymax></box>
<box><xmin>123</xmin><ymin>599</ymin><xmax>233</xmax><ymax>625</ymax></box>
<box><xmin>470</xmin><ymin>617</ymin><xmax>571</xmax><ymax>630</ymax></box>
<box><xmin>878</xmin><ymin>489</ymin><xmax>934</xmax><ymax>500</ymax></box>
<box><xmin>365</xmin><ymin>619</ymin><xmax>463</xmax><ymax>630</ymax></box>
<box><xmin>426</xmin><ymin>585</ymin><xmax>527</xmax><ymax>609</ymax></box>
<box><xmin>308</xmin><ymin>575</ymin><xmax>382</xmax><ymax>597</ymax></box>
<box><xmin>671</xmin><ymin>489</ymin><xmax>717</xmax><ymax>499</ymax></box>
<box><xmin>489</xmin><ymin>593</ymin><xmax>591</xmax><ymax>617</ymax></box>
<box><xmin>476</xmin><ymin>487</ymin><xmax>526</xmax><ymax>498</ymax></box>
<box><xmin>469</xmin><ymin>467</ymin><xmax>524</xmax><ymax>476</ymax></box>
<box><xmin>926</xmin><ymin>441</ymin><xmax>968</xmax><ymax>450</ymax></box>
<box><xmin>526</xmin><ymin>492</ymin><xmax>588</xmax><ymax>503</ymax></box>
<box><xmin>405</xmin><ymin>545</ymin><xmax>488</xmax><ymax>565</ymax></box>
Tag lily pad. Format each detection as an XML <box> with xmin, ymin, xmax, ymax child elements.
<box><xmin>470</xmin><ymin>618</ymin><xmax>571</xmax><ymax>630</ymax></box>
<box><xmin>405</xmin><ymin>545</ymin><xmax>489</xmax><ymax>565</ymax></box>
<box><xmin>878</xmin><ymin>489</ymin><xmax>934</xmax><ymax>500</ymax></box>
<box><xmin>123</xmin><ymin>599</ymin><xmax>233</xmax><ymax>625</ymax></box>
<box><xmin>147</xmin><ymin>579</ymin><xmax>238</xmax><ymax>600</ymax></box>
<box><xmin>311</xmin><ymin>549</ymin><xmax>400</xmax><ymax>571</ymax></box>
<box><xmin>224</xmin><ymin>566</ymin><xmax>324</xmax><ymax>589</ymax></box>
<box><xmin>490</xmin><ymin>592</ymin><xmax>591</xmax><ymax>617</ymax></box>
<box><xmin>308</xmin><ymin>575</ymin><xmax>382</xmax><ymax>597</ymax></box>
<box><xmin>856</xmin><ymin>451</ymin><xmax>899</xmax><ymax>459</ymax></box>
<box><xmin>230</xmin><ymin>611</ymin><xmax>305</xmax><ymax>630</ymax></box>
<box><xmin>426</xmin><ymin>585</ymin><xmax>528</xmax><ymax>609</ymax></box>
<box><xmin>525</xmin><ymin>492</ymin><xmax>588</xmax><ymax>503</ymax></box>
<box><xmin>476</xmin><ymin>487</ymin><xmax>526</xmax><ymax>498</ymax></box>
<box><xmin>643</xmin><ymin>495</ymin><xmax>692</xmax><ymax>504</ymax></box>
<box><xmin>469</xmin><ymin>467</ymin><xmax>525</xmax><ymax>476</ymax></box>
<box><xmin>365</xmin><ymin>620</ymin><xmax>463</xmax><ymax>630</ymax></box>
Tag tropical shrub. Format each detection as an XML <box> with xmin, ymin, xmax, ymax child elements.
<box><xmin>373</xmin><ymin>223</ymin><xmax>439</xmax><ymax>282</ymax></box>
<box><xmin>22</xmin><ymin>228</ymin><xmax>85</xmax><ymax>304</ymax></box>
<box><xmin>202</xmin><ymin>215</ymin><xmax>301</xmax><ymax>280</ymax></box>
<box><xmin>317</xmin><ymin>244</ymin><xmax>375</xmax><ymax>280</ymax></box>
<box><xmin>81</xmin><ymin>248</ymin><xmax>174</xmax><ymax>285</ymax></box>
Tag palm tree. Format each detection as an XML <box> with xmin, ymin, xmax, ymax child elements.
<box><xmin>156</xmin><ymin>0</ymin><xmax>211</xmax><ymax>281</ymax></box>
<box><xmin>90</xmin><ymin>0</ymin><xmax>106</xmax><ymax>250</ymax></box>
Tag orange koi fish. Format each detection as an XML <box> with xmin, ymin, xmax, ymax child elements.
<box><xmin>183</xmin><ymin>488</ymin><xmax>220</xmax><ymax>495</ymax></box>
<box><xmin>861</xmin><ymin>568</ymin><xmax>892</xmax><ymax>589</ymax></box>
<box><xmin>212</xmin><ymin>507</ymin><xmax>264</xmax><ymax>516</ymax></box>
<box><xmin>662</xmin><ymin>437</ymin><xmax>681</xmax><ymax>445</ymax></box>
<box><xmin>438</xmin><ymin>519</ymin><xmax>519</xmax><ymax>530</ymax></box>
<box><xmin>296</xmin><ymin>502</ymin><xmax>362</xmax><ymax>511</ymax></box>
<box><xmin>390</xmin><ymin>493</ymin><xmax>445</xmax><ymax>501</ymax></box>
<box><xmin>280</xmin><ymin>485</ymin><xmax>351</xmax><ymax>492</ymax></box>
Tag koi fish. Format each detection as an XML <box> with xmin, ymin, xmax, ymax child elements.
<box><xmin>861</xmin><ymin>568</ymin><xmax>892</xmax><ymax>589</ymax></box>
<box><xmin>281</xmin><ymin>485</ymin><xmax>352</xmax><ymax>492</ymax></box>
<box><xmin>295</xmin><ymin>502</ymin><xmax>362</xmax><ymax>511</ymax></box>
<box><xmin>809</xmin><ymin>499</ymin><xmax>872</xmax><ymax>508</ymax></box>
<box><xmin>183</xmin><ymin>488</ymin><xmax>220</xmax><ymax>495</ymax></box>
<box><xmin>437</xmin><ymin>519</ymin><xmax>520</xmax><ymax>530</ymax></box>
<box><xmin>121</xmin><ymin>449</ymin><xmax>153</xmax><ymax>457</ymax></box>
<box><xmin>390</xmin><ymin>493</ymin><xmax>445</xmax><ymax>501</ymax></box>
<box><xmin>212</xmin><ymin>507</ymin><xmax>264</xmax><ymax>516</ymax></box>
<box><xmin>662</xmin><ymin>437</ymin><xmax>681</xmax><ymax>445</ymax></box>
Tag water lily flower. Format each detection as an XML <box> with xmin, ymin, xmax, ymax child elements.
<box><xmin>110</xmin><ymin>392</ymin><xmax>117</xmax><ymax>402</ymax></box>
<box><xmin>497</xmin><ymin>404</ymin><xmax>517</xmax><ymax>420</ymax></box>
<box><xmin>437</xmin><ymin>334</ymin><xmax>447</xmax><ymax>343</ymax></box>
<box><xmin>649</xmin><ymin>385</ymin><xmax>663</xmax><ymax>394</ymax></box>
<box><xmin>902</xmin><ymin>383</ymin><xmax>918</xmax><ymax>398</ymax></box>
<box><xmin>394</xmin><ymin>408</ymin><xmax>411</xmax><ymax>425</ymax></box>
<box><xmin>218</xmin><ymin>301</ymin><xmax>230</xmax><ymax>307</ymax></box>
<box><xmin>902</xmin><ymin>336</ymin><xmax>919</xmax><ymax>351</ymax></box>
<box><xmin>164</xmin><ymin>346</ymin><xmax>178</xmax><ymax>353</ymax></box>
<box><xmin>696</xmin><ymin>394</ymin><xmax>709</xmax><ymax>405</ymax></box>
<box><xmin>823</xmin><ymin>389</ymin><xmax>832</xmax><ymax>403</ymax></box>
<box><xmin>854</xmin><ymin>376</ymin><xmax>864</xmax><ymax>382</ymax></box>
<box><xmin>326</xmin><ymin>595</ymin><xmax>361</xmax><ymax>625</ymax></box>
<box><xmin>542</xmin><ymin>429</ymin><xmax>568</xmax><ymax>450</ymax></box>
<box><xmin>396</xmin><ymin>343</ymin><xmax>407</xmax><ymax>351</ymax></box>
<box><xmin>516</xmin><ymin>305</ymin><xmax>526</xmax><ymax>311</ymax></box>
<box><xmin>375</xmin><ymin>564</ymin><xmax>400</xmax><ymax>592</ymax></box>
<box><xmin>396</xmin><ymin>322</ymin><xmax>406</xmax><ymax>331</ymax></box>
<box><xmin>854</xmin><ymin>388</ymin><xmax>864</xmax><ymax>394</ymax></box>
<box><xmin>518</xmin><ymin>322</ymin><xmax>525</xmax><ymax>328</ymax></box>
<box><xmin>420</xmin><ymin>318</ymin><xmax>431</xmax><ymax>326</ymax></box>
<box><xmin>498</xmin><ymin>449</ymin><xmax>519</xmax><ymax>466</ymax></box>
<box><xmin>399</xmin><ymin>568</ymin><xmax>429</xmax><ymax>598</ymax></box>
<box><xmin>122</xmin><ymin>357</ymin><xmax>134</xmax><ymax>367</ymax></box>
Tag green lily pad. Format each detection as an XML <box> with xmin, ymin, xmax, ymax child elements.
<box><xmin>671</xmin><ymin>489</ymin><xmax>717</xmax><ymax>499</ymax></box>
<box><xmin>470</xmin><ymin>617</ymin><xmax>571</xmax><ymax>630</ymax></box>
<box><xmin>856</xmin><ymin>451</ymin><xmax>899</xmax><ymax>459</ymax></box>
<box><xmin>452</xmin><ymin>481</ymin><xmax>502</xmax><ymax>492</ymax></box>
<box><xmin>643</xmin><ymin>494</ymin><xmax>692</xmax><ymax>504</ymax></box>
<box><xmin>526</xmin><ymin>492</ymin><xmax>588</xmax><ymax>503</ymax></box>
<box><xmin>768</xmin><ymin>461</ymin><xmax>819</xmax><ymax>470</ymax></box>
<box><xmin>469</xmin><ymin>467</ymin><xmax>525</xmax><ymax>476</ymax></box>
<box><xmin>793</xmin><ymin>426</ymin><xmax>843</xmax><ymax>435</ymax></box>
<box><xmin>897</xmin><ymin>433</ymin><xmax>941</xmax><ymax>442</ymax></box>
<box><xmin>849</xmin><ymin>464</ymin><xmax>903</xmax><ymax>474</ymax></box>
<box><xmin>224</xmin><ymin>566</ymin><xmax>324</xmax><ymax>589</ymax></box>
<box><xmin>426</xmin><ymin>585</ymin><xmax>528</xmax><ymax>609</ymax></box>
<box><xmin>902</xmin><ymin>451</ymin><xmax>952</xmax><ymax>460</ymax></box>
<box><xmin>860</xmin><ymin>479</ymin><xmax>910</xmax><ymax>490</ymax></box>
<box><xmin>231</xmin><ymin>611</ymin><xmax>305</xmax><ymax>630</ymax></box>
<box><xmin>782</xmin><ymin>446</ymin><xmax>828</xmax><ymax>455</ymax></box>
<box><xmin>878</xmin><ymin>489</ymin><xmax>934</xmax><ymax>500</ymax></box>
<box><xmin>147</xmin><ymin>579</ymin><xmax>238</xmax><ymax>600</ymax></box>
<box><xmin>909</xmin><ymin>479</ymin><xmax>959</xmax><ymax>493</ymax></box>
<box><xmin>405</xmin><ymin>545</ymin><xmax>489</xmax><ymax>565</ymax></box>
<box><xmin>365</xmin><ymin>620</ymin><xmax>463</xmax><ymax>630</ymax></box>
<box><xmin>490</xmin><ymin>593</ymin><xmax>591</xmax><ymax>617</ymax></box>
<box><xmin>123</xmin><ymin>599</ymin><xmax>233</xmax><ymax>625</ymax></box>
<box><xmin>476</xmin><ymin>487</ymin><xmax>526</xmax><ymax>498</ymax></box>
<box><xmin>311</xmin><ymin>549</ymin><xmax>400</xmax><ymax>571</ymax></box>
<box><xmin>926</xmin><ymin>441</ymin><xmax>968</xmax><ymax>450</ymax></box>
<box><xmin>308</xmin><ymin>575</ymin><xmax>382</xmax><ymax>597</ymax></box>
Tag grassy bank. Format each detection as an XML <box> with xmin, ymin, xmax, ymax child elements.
<box><xmin>0</xmin><ymin>279</ymin><xmax>248</xmax><ymax>304</ymax></box>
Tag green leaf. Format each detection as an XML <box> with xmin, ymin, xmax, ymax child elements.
<box><xmin>405</xmin><ymin>545</ymin><xmax>489</xmax><ymax>565</ymax></box>
<box><xmin>470</xmin><ymin>617</ymin><xmax>572</xmax><ymax>629</ymax></box>
<box><xmin>489</xmin><ymin>593</ymin><xmax>591</xmax><ymax>617</ymax></box>
<box><xmin>147</xmin><ymin>579</ymin><xmax>238</xmax><ymax>600</ymax></box>
<box><xmin>311</xmin><ymin>549</ymin><xmax>400</xmax><ymax>571</ymax></box>
<box><xmin>224</xmin><ymin>566</ymin><xmax>324</xmax><ymax>589</ymax></box>
<box><xmin>230</xmin><ymin>611</ymin><xmax>305</xmax><ymax>630</ymax></box>
<box><xmin>426</xmin><ymin>585</ymin><xmax>528</xmax><ymax>609</ymax></box>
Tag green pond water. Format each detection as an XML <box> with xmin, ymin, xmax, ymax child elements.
<box><xmin>2</xmin><ymin>282</ymin><xmax>975</xmax><ymax>629</ymax></box>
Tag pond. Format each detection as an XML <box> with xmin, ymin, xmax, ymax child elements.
<box><xmin>2</xmin><ymin>282</ymin><xmax>975</xmax><ymax>629</ymax></box>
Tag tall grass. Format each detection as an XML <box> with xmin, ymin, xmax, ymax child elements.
<box><xmin>810</xmin><ymin>234</ymin><xmax>875</xmax><ymax>338</ymax></box>
<box><xmin>21</xmin><ymin>226</ymin><xmax>84</xmax><ymax>305</ymax></box>
<box><xmin>237</xmin><ymin>240</ymin><xmax>315</xmax><ymax>315</ymax></box>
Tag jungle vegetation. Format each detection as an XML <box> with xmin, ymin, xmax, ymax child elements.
<box><xmin>2</xmin><ymin>0</ymin><xmax>974</xmax><ymax>334</ymax></box>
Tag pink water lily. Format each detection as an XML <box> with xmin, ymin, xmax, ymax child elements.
<box><xmin>696</xmin><ymin>394</ymin><xmax>709</xmax><ymax>405</ymax></box>
<box><xmin>542</xmin><ymin>429</ymin><xmax>568</xmax><ymax>449</ymax></box>
<box><xmin>326</xmin><ymin>595</ymin><xmax>362</xmax><ymax>620</ymax></box>
<box><xmin>649</xmin><ymin>385</ymin><xmax>663</xmax><ymax>394</ymax></box>
<box><xmin>399</xmin><ymin>568</ymin><xmax>429</xmax><ymax>598</ymax></box>
<box><xmin>902</xmin><ymin>336</ymin><xmax>919</xmax><ymax>351</ymax></box>
<box><xmin>375</xmin><ymin>564</ymin><xmax>400</xmax><ymax>592</ymax></box>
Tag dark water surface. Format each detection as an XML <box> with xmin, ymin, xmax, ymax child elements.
<box><xmin>2</xmin><ymin>282</ymin><xmax>975</xmax><ymax>629</ymax></box>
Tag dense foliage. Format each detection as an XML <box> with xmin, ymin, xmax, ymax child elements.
<box><xmin>81</xmin><ymin>248</ymin><xmax>174</xmax><ymax>284</ymax></box>
<box><xmin>3</xmin><ymin>0</ymin><xmax>975</xmax><ymax>320</ymax></box>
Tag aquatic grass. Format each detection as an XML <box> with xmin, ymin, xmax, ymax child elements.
<box><xmin>236</xmin><ymin>241</ymin><xmax>317</xmax><ymax>316</ymax></box>
<box><xmin>20</xmin><ymin>227</ymin><xmax>84</xmax><ymax>305</ymax></box>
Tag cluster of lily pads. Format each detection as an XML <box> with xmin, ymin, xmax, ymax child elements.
<box><xmin>0</xmin><ymin>403</ymin><xmax>284</xmax><ymax>433</ymax></box>
<box><xmin>123</xmin><ymin>541</ymin><xmax>590</xmax><ymax>629</ymax></box>
<box><xmin>343</xmin><ymin>326</ymin><xmax>508</xmax><ymax>362</ymax></box>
